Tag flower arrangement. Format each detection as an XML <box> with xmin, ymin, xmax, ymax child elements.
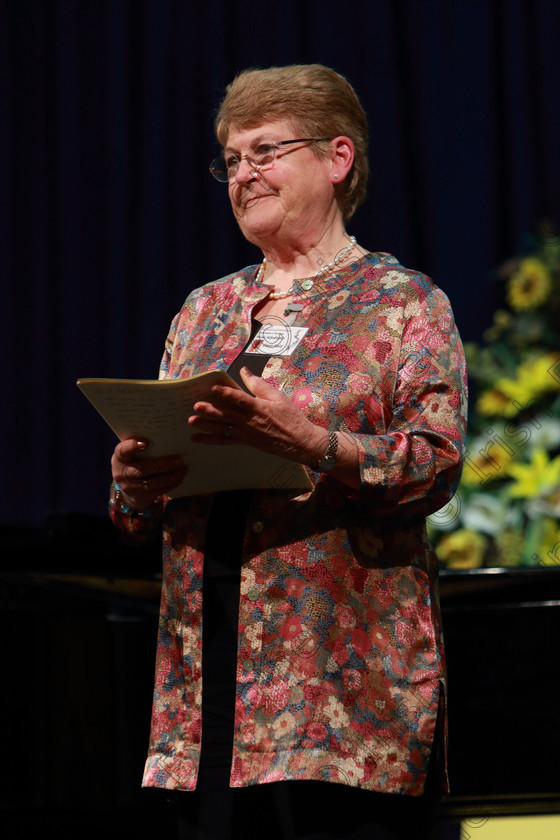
<box><xmin>429</xmin><ymin>222</ymin><xmax>560</xmax><ymax>569</ymax></box>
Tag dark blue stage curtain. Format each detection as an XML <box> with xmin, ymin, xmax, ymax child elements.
<box><xmin>2</xmin><ymin>0</ymin><xmax>560</xmax><ymax>526</ymax></box>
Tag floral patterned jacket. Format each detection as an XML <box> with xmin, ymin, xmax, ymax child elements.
<box><xmin>110</xmin><ymin>251</ymin><xmax>467</xmax><ymax>796</ymax></box>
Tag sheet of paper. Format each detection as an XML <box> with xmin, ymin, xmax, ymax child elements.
<box><xmin>77</xmin><ymin>371</ymin><xmax>312</xmax><ymax>496</ymax></box>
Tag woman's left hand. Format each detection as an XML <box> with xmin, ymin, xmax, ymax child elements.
<box><xmin>188</xmin><ymin>367</ymin><xmax>327</xmax><ymax>467</ymax></box>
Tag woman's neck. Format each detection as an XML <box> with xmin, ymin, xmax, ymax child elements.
<box><xmin>260</xmin><ymin>228</ymin><xmax>357</xmax><ymax>291</ymax></box>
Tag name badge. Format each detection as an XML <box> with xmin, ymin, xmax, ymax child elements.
<box><xmin>246</xmin><ymin>324</ymin><xmax>309</xmax><ymax>356</ymax></box>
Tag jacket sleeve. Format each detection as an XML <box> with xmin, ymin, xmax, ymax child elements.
<box><xmin>346</xmin><ymin>284</ymin><xmax>467</xmax><ymax>520</ymax></box>
<box><xmin>159</xmin><ymin>309</ymin><xmax>182</xmax><ymax>380</ymax></box>
<box><xmin>108</xmin><ymin>308</ymin><xmax>183</xmax><ymax>544</ymax></box>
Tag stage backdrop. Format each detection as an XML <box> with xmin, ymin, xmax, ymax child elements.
<box><xmin>2</xmin><ymin>0</ymin><xmax>560</xmax><ymax>526</ymax></box>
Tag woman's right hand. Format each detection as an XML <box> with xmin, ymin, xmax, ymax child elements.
<box><xmin>111</xmin><ymin>438</ymin><xmax>187</xmax><ymax>510</ymax></box>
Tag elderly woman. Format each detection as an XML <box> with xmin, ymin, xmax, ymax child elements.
<box><xmin>110</xmin><ymin>65</ymin><xmax>467</xmax><ymax>840</ymax></box>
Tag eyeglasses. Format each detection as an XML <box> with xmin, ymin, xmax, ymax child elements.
<box><xmin>209</xmin><ymin>138</ymin><xmax>330</xmax><ymax>182</ymax></box>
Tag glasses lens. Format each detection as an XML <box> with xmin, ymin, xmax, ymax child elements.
<box><xmin>209</xmin><ymin>145</ymin><xmax>278</xmax><ymax>182</ymax></box>
<box><xmin>252</xmin><ymin>144</ymin><xmax>276</xmax><ymax>167</ymax></box>
<box><xmin>210</xmin><ymin>154</ymin><xmax>230</xmax><ymax>182</ymax></box>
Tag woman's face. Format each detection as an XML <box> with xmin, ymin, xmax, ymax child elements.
<box><xmin>225</xmin><ymin>119</ymin><xmax>338</xmax><ymax>250</ymax></box>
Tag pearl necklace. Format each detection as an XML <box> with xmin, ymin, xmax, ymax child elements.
<box><xmin>259</xmin><ymin>236</ymin><xmax>357</xmax><ymax>300</ymax></box>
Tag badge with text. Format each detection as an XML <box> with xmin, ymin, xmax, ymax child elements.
<box><xmin>246</xmin><ymin>324</ymin><xmax>309</xmax><ymax>356</ymax></box>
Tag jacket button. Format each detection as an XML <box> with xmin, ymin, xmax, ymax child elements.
<box><xmin>252</xmin><ymin>521</ymin><xmax>264</xmax><ymax>533</ymax></box>
<box><xmin>243</xmin><ymin>659</ymin><xmax>253</xmax><ymax>670</ymax></box>
<box><xmin>247</xmin><ymin>588</ymin><xmax>259</xmax><ymax>601</ymax></box>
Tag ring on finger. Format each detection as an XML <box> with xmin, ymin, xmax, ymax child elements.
<box><xmin>142</xmin><ymin>479</ymin><xmax>150</xmax><ymax>491</ymax></box>
<box><xmin>224</xmin><ymin>424</ymin><xmax>233</xmax><ymax>438</ymax></box>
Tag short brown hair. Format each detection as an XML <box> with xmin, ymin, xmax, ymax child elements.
<box><xmin>214</xmin><ymin>64</ymin><xmax>369</xmax><ymax>221</ymax></box>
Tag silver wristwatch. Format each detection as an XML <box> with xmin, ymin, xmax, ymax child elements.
<box><xmin>316</xmin><ymin>431</ymin><xmax>338</xmax><ymax>471</ymax></box>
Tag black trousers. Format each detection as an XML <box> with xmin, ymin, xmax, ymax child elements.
<box><xmin>175</xmin><ymin>776</ymin><xmax>438</xmax><ymax>840</ymax></box>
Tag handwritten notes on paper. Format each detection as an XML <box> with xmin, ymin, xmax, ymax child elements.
<box><xmin>77</xmin><ymin>371</ymin><xmax>312</xmax><ymax>497</ymax></box>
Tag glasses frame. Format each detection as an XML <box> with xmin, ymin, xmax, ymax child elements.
<box><xmin>209</xmin><ymin>137</ymin><xmax>331</xmax><ymax>182</ymax></box>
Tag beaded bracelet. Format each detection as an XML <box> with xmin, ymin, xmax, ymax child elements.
<box><xmin>112</xmin><ymin>482</ymin><xmax>163</xmax><ymax>519</ymax></box>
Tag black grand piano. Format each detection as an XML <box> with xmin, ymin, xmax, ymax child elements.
<box><xmin>2</xmin><ymin>513</ymin><xmax>559</xmax><ymax>838</ymax></box>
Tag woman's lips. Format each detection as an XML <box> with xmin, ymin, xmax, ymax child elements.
<box><xmin>246</xmin><ymin>194</ymin><xmax>271</xmax><ymax>207</ymax></box>
<box><xmin>233</xmin><ymin>184</ymin><xmax>275</xmax><ymax>209</ymax></box>
<box><xmin>243</xmin><ymin>193</ymin><xmax>273</xmax><ymax>208</ymax></box>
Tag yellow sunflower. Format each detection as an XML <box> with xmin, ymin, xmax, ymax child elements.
<box><xmin>516</xmin><ymin>353</ymin><xmax>560</xmax><ymax>394</ymax></box>
<box><xmin>462</xmin><ymin>442</ymin><xmax>515</xmax><ymax>486</ymax></box>
<box><xmin>507</xmin><ymin>446</ymin><xmax>560</xmax><ymax>499</ymax></box>
<box><xmin>476</xmin><ymin>353</ymin><xmax>560</xmax><ymax>418</ymax></box>
<box><xmin>476</xmin><ymin>385</ymin><xmax>513</xmax><ymax>417</ymax></box>
<box><xmin>506</xmin><ymin>257</ymin><xmax>553</xmax><ymax>311</ymax></box>
<box><xmin>436</xmin><ymin>529</ymin><xmax>487</xmax><ymax>569</ymax></box>
<box><xmin>476</xmin><ymin>376</ymin><xmax>539</xmax><ymax>416</ymax></box>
